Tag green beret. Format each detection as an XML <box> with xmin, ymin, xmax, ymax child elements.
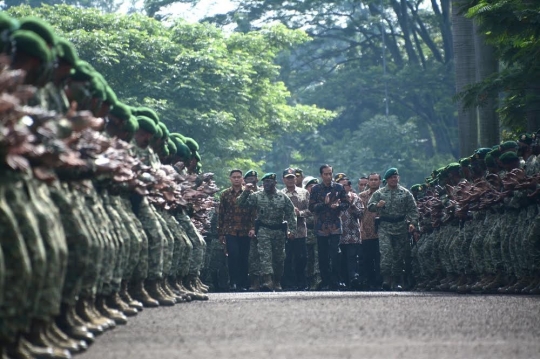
<box><xmin>499</xmin><ymin>151</ymin><xmax>519</xmax><ymax>164</ymax></box>
<box><xmin>0</xmin><ymin>13</ymin><xmax>19</xmax><ymax>33</ymax></box>
<box><xmin>109</xmin><ymin>102</ymin><xmax>131</xmax><ymax>121</ymax></box>
<box><xmin>334</xmin><ymin>173</ymin><xmax>347</xmax><ymax>181</ymax></box>
<box><xmin>157</xmin><ymin>122</ymin><xmax>169</xmax><ymax>138</ymax></box>
<box><xmin>383</xmin><ymin>167</ymin><xmax>399</xmax><ymax>180</ymax></box>
<box><xmin>446</xmin><ymin>162</ymin><xmax>460</xmax><ymax>172</ymax></box>
<box><xmin>56</xmin><ymin>38</ymin><xmax>78</xmax><ymax>65</ymax></box>
<box><xmin>89</xmin><ymin>76</ymin><xmax>107</xmax><ymax>100</ymax></box>
<box><xmin>410</xmin><ymin>184</ymin><xmax>423</xmax><ymax>192</ymax></box>
<box><xmin>124</xmin><ymin>115</ymin><xmax>139</xmax><ymax>133</ymax></box>
<box><xmin>167</xmin><ymin>138</ymin><xmax>177</xmax><ymax>154</ymax></box>
<box><xmin>484</xmin><ymin>153</ymin><xmax>497</xmax><ymax>167</ymax></box>
<box><xmin>488</xmin><ymin>148</ymin><xmax>501</xmax><ymax>158</ymax></box>
<box><xmin>244</xmin><ymin>170</ymin><xmax>258</xmax><ymax>178</ymax></box>
<box><xmin>104</xmin><ymin>86</ymin><xmax>117</xmax><ymax>105</ymax></box>
<box><xmin>137</xmin><ymin>116</ymin><xmax>157</xmax><ymax>135</ymax></box>
<box><xmin>473</xmin><ymin>148</ymin><xmax>491</xmax><ymax>160</ymax></box>
<box><xmin>134</xmin><ymin>107</ymin><xmax>159</xmax><ymax>124</ymax></box>
<box><xmin>193</xmin><ymin>151</ymin><xmax>201</xmax><ymax>162</ymax></box>
<box><xmin>20</xmin><ymin>17</ymin><xmax>57</xmax><ymax>47</ymax></box>
<box><xmin>11</xmin><ymin>30</ymin><xmax>52</xmax><ymax>63</ymax></box>
<box><xmin>170</xmin><ymin>132</ymin><xmax>186</xmax><ymax>142</ymax></box>
<box><xmin>70</xmin><ymin>61</ymin><xmax>94</xmax><ymax>82</ymax></box>
<box><xmin>184</xmin><ymin>137</ymin><xmax>199</xmax><ymax>152</ymax></box>
<box><xmin>499</xmin><ymin>141</ymin><xmax>518</xmax><ymax>151</ymax></box>
<box><xmin>518</xmin><ymin>133</ymin><xmax>535</xmax><ymax>145</ymax></box>
<box><xmin>459</xmin><ymin>158</ymin><xmax>471</xmax><ymax>167</ymax></box>
<box><xmin>261</xmin><ymin>173</ymin><xmax>277</xmax><ymax>181</ymax></box>
<box><xmin>170</xmin><ymin>136</ymin><xmax>190</xmax><ymax>159</ymax></box>
<box><xmin>154</xmin><ymin>125</ymin><xmax>163</xmax><ymax>139</ymax></box>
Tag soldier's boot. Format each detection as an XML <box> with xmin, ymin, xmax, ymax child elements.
<box><xmin>162</xmin><ymin>279</ymin><xmax>184</xmax><ymax>303</ymax></box>
<box><xmin>248</xmin><ymin>276</ymin><xmax>260</xmax><ymax>292</ymax></box>
<box><xmin>8</xmin><ymin>336</ymin><xmax>55</xmax><ymax>359</ymax></box>
<box><xmin>508</xmin><ymin>276</ymin><xmax>530</xmax><ymax>293</ymax></box>
<box><xmin>145</xmin><ymin>280</ymin><xmax>175</xmax><ymax>306</ymax></box>
<box><xmin>25</xmin><ymin>320</ymin><xmax>74</xmax><ymax>358</ymax></box>
<box><xmin>130</xmin><ymin>281</ymin><xmax>159</xmax><ymax>308</ymax></box>
<box><xmin>56</xmin><ymin>303</ymin><xmax>98</xmax><ymax>341</ymax></box>
<box><xmin>522</xmin><ymin>277</ymin><xmax>540</xmax><ymax>294</ymax></box>
<box><xmin>497</xmin><ymin>275</ymin><xmax>516</xmax><ymax>294</ymax></box>
<box><xmin>95</xmin><ymin>295</ymin><xmax>128</xmax><ymax>325</ymax></box>
<box><xmin>273</xmin><ymin>274</ymin><xmax>283</xmax><ymax>292</ymax></box>
<box><xmin>529</xmin><ymin>281</ymin><xmax>540</xmax><ymax>295</ymax></box>
<box><xmin>437</xmin><ymin>275</ymin><xmax>456</xmax><ymax>291</ymax></box>
<box><xmin>19</xmin><ymin>337</ymin><xmax>71</xmax><ymax>359</ymax></box>
<box><xmin>106</xmin><ymin>292</ymin><xmax>138</xmax><ymax>317</ymax></box>
<box><xmin>260</xmin><ymin>274</ymin><xmax>274</xmax><ymax>292</ymax></box>
<box><xmin>391</xmin><ymin>276</ymin><xmax>404</xmax><ymax>291</ymax></box>
<box><xmin>185</xmin><ymin>276</ymin><xmax>208</xmax><ymax>300</ymax></box>
<box><xmin>381</xmin><ymin>276</ymin><xmax>392</xmax><ymax>291</ymax></box>
<box><xmin>81</xmin><ymin>297</ymin><xmax>116</xmax><ymax>330</ymax></box>
<box><xmin>21</xmin><ymin>331</ymin><xmax>71</xmax><ymax>359</ymax></box>
<box><xmin>482</xmin><ymin>271</ymin><xmax>505</xmax><ymax>293</ymax></box>
<box><xmin>43</xmin><ymin>320</ymin><xmax>86</xmax><ymax>354</ymax></box>
<box><xmin>471</xmin><ymin>275</ymin><xmax>492</xmax><ymax>292</ymax></box>
<box><xmin>174</xmin><ymin>277</ymin><xmax>193</xmax><ymax>302</ymax></box>
<box><xmin>450</xmin><ymin>274</ymin><xmax>466</xmax><ymax>292</ymax></box>
<box><xmin>157</xmin><ymin>280</ymin><xmax>178</xmax><ymax>304</ymax></box>
<box><xmin>195</xmin><ymin>277</ymin><xmax>209</xmax><ymax>293</ymax></box>
<box><xmin>120</xmin><ymin>281</ymin><xmax>143</xmax><ymax>311</ymax></box>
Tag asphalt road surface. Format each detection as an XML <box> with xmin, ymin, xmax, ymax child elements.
<box><xmin>78</xmin><ymin>292</ymin><xmax>540</xmax><ymax>359</ymax></box>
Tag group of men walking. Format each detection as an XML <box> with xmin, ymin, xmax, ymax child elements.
<box><xmin>0</xmin><ymin>13</ymin><xmax>214</xmax><ymax>359</ymax></box>
<box><xmin>211</xmin><ymin>164</ymin><xmax>420</xmax><ymax>293</ymax></box>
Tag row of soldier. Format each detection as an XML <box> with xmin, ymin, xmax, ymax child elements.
<box><xmin>0</xmin><ymin>13</ymin><xmax>218</xmax><ymax>359</ymax></box>
<box><xmin>410</xmin><ymin>136</ymin><xmax>540</xmax><ymax>294</ymax></box>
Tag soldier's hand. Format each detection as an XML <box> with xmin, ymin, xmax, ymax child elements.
<box><xmin>248</xmin><ymin>229</ymin><xmax>256</xmax><ymax>238</ymax></box>
<box><xmin>219</xmin><ymin>235</ymin><xmax>226</xmax><ymax>245</ymax></box>
<box><xmin>325</xmin><ymin>193</ymin><xmax>331</xmax><ymax>204</ymax></box>
<box><xmin>244</xmin><ymin>183</ymin><xmax>255</xmax><ymax>191</ymax></box>
<box><xmin>377</xmin><ymin>200</ymin><xmax>386</xmax><ymax>208</ymax></box>
<box><xmin>408</xmin><ymin>224</ymin><xmax>415</xmax><ymax>233</ymax></box>
<box><xmin>294</xmin><ymin>207</ymin><xmax>300</xmax><ymax>216</ymax></box>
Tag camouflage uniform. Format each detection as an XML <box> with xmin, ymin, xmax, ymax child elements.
<box><xmin>305</xmin><ymin>212</ymin><xmax>320</xmax><ymax>289</ymax></box>
<box><xmin>237</xmin><ymin>190</ymin><xmax>297</xmax><ymax>277</ymax></box>
<box><xmin>367</xmin><ymin>184</ymin><xmax>419</xmax><ymax>278</ymax></box>
<box><xmin>204</xmin><ymin>207</ymin><xmax>229</xmax><ymax>291</ymax></box>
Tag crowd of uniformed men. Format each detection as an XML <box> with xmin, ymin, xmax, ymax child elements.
<box><xmin>204</xmin><ymin>139</ymin><xmax>540</xmax><ymax>296</ymax></box>
<box><xmin>0</xmin><ymin>13</ymin><xmax>218</xmax><ymax>359</ymax></box>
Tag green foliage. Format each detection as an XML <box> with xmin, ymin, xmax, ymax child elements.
<box><xmin>461</xmin><ymin>0</ymin><xmax>540</xmax><ymax>131</ymax></box>
<box><xmin>7</xmin><ymin>4</ymin><xmax>334</xmax><ymax>188</ymax></box>
<box><xmin>3</xmin><ymin>0</ymin><xmax>122</xmax><ymax>13</ymax></box>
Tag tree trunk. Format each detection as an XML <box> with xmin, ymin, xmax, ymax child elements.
<box><xmin>452</xmin><ymin>0</ymin><xmax>477</xmax><ymax>156</ymax></box>
<box><xmin>474</xmin><ymin>22</ymin><xmax>499</xmax><ymax>147</ymax></box>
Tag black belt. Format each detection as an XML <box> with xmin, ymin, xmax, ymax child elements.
<box><xmin>379</xmin><ymin>215</ymin><xmax>406</xmax><ymax>223</ymax></box>
<box><xmin>259</xmin><ymin>222</ymin><xmax>283</xmax><ymax>230</ymax></box>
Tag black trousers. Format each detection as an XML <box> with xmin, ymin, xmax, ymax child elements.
<box><xmin>341</xmin><ymin>243</ymin><xmax>363</xmax><ymax>285</ymax></box>
<box><xmin>225</xmin><ymin>235</ymin><xmax>250</xmax><ymax>288</ymax></box>
<box><xmin>283</xmin><ymin>237</ymin><xmax>307</xmax><ymax>288</ymax></box>
<box><xmin>317</xmin><ymin>234</ymin><xmax>341</xmax><ymax>287</ymax></box>
<box><xmin>362</xmin><ymin>239</ymin><xmax>381</xmax><ymax>286</ymax></box>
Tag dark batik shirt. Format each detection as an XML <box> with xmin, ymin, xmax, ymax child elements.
<box><xmin>308</xmin><ymin>182</ymin><xmax>350</xmax><ymax>236</ymax></box>
<box><xmin>218</xmin><ymin>187</ymin><xmax>256</xmax><ymax>237</ymax></box>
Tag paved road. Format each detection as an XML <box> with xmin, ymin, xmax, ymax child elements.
<box><xmin>78</xmin><ymin>292</ymin><xmax>540</xmax><ymax>359</ymax></box>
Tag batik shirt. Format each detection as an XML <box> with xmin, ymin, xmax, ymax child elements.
<box><xmin>339</xmin><ymin>192</ymin><xmax>364</xmax><ymax>244</ymax></box>
<box><xmin>218</xmin><ymin>187</ymin><xmax>256</xmax><ymax>237</ymax></box>
<box><xmin>308</xmin><ymin>182</ymin><xmax>350</xmax><ymax>236</ymax></box>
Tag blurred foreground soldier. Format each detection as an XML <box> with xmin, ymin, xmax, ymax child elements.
<box><xmin>281</xmin><ymin>168</ymin><xmax>310</xmax><ymax>290</ymax></box>
<box><xmin>359</xmin><ymin>173</ymin><xmax>382</xmax><ymax>289</ymax></box>
<box><xmin>238</xmin><ymin>173</ymin><xmax>296</xmax><ymax>291</ymax></box>
<box><xmin>218</xmin><ymin>170</ymin><xmax>256</xmax><ymax>291</ymax></box>
<box><xmin>303</xmin><ymin>176</ymin><xmax>321</xmax><ymax>290</ymax></box>
<box><xmin>368</xmin><ymin>168</ymin><xmax>418</xmax><ymax>291</ymax></box>
<box><xmin>308</xmin><ymin>165</ymin><xmax>349</xmax><ymax>290</ymax></box>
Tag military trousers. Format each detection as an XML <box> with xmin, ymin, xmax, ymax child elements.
<box><xmin>379</xmin><ymin>231</ymin><xmax>410</xmax><ymax>277</ymax></box>
<box><xmin>257</xmin><ymin>228</ymin><xmax>286</xmax><ymax>277</ymax></box>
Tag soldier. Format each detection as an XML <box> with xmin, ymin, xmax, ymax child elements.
<box><xmin>237</xmin><ymin>173</ymin><xmax>297</xmax><ymax>291</ymax></box>
<box><xmin>302</xmin><ymin>176</ymin><xmax>321</xmax><ymax>290</ymax></box>
<box><xmin>294</xmin><ymin>168</ymin><xmax>304</xmax><ymax>188</ymax></box>
<box><xmin>243</xmin><ymin>169</ymin><xmax>262</xmax><ymax>290</ymax></box>
<box><xmin>368</xmin><ymin>168</ymin><xmax>419</xmax><ymax>291</ymax></box>
<box><xmin>308</xmin><ymin>165</ymin><xmax>350</xmax><ymax>290</ymax></box>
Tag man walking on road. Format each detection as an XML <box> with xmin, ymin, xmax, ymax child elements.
<box><xmin>368</xmin><ymin>168</ymin><xmax>418</xmax><ymax>291</ymax></box>
<box><xmin>308</xmin><ymin>165</ymin><xmax>350</xmax><ymax>290</ymax></box>
<box><xmin>237</xmin><ymin>173</ymin><xmax>297</xmax><ymax>292</ymax></box>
